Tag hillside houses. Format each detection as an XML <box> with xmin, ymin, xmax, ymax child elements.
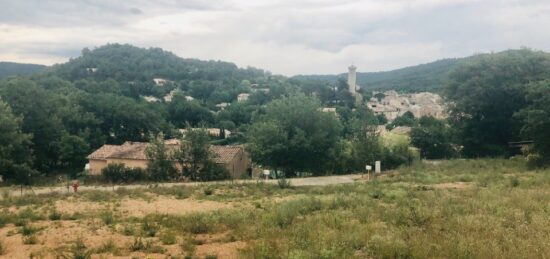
<box><xmin>367</xmin><ymin>91</ymin><xmax>446</xmax><ymax>121</ymax></box>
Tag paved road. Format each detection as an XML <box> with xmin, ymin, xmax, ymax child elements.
<box><xmin>1</xmin><ymin>174</ymin><xmax>365</xmax><ymax>197</ymax></box>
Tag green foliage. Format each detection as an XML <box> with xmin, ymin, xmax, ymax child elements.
<box><xmin>0</xmin><ymin>239</ymin><xmax>5</xmax><ymax>255</ymax></box>
<box><xmin>386</xmin><ymin>111</ymin><xmax>417</xmax><ymax>130</ymax></box>
<box><xmin>411</xmin><ymin>117</ymin><xmax>458</xmax><ymax>159</ymax></box>
<box><xmin>146</xmin><ymin>133</ymin><xmax>177</xmax><ymax>181</ymax></box>
<box><xmin>516</xmin><ymin>80</ymin><xmax>550</xmax><ymax>166</ymax></box>
<box><xmin>0</xmin><ymin>99</ymin><xmax>36</xmax><ymax>183</ymax></box>
<box><xmin>277</xmin><ymin>177</ymin><xmax>292</xmax><ymax>189</ymax></box>
<box><xmin>173</xmin><ymin>128</ymin><xmax>211</xmax><ymax>180</ymax></box>
<box><xmin>0</xmin><ymin>61</ymin><xmax>46</xmax><ymax>78</ymax></box>
<box><xmin>101</xmin><ymin>163</ymin><xmax>148</xmax><ymax>184</ymax></box>
<box><xmin>247</xmin><ymin>94</ymin><xmax>342</xmax><ymax>176</ymax></box>
<box><xmin>446</xmin><ymin>49</ymin><xmax>550</xmax><ymax>157</ymax></box>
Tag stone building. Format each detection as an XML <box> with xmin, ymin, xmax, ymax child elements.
<box><xmin>87</xmin><ymin>140</ymin><xmax>251</xmax><ymax>179</ymax></box>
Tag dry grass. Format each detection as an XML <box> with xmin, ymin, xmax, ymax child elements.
<box><xmin>0</xmin><ymin>159</ymin><xmax>549</xmax><ymax>258</ymax></box>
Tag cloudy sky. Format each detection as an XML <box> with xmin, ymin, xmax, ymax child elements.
<box><xmin>1</xmin><ymin>0</ymin><xmax>549</xmax><ymax>75</ymax></box>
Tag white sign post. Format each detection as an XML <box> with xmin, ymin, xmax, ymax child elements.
<box><xmin>375</xmin><ymin>161</ymin><xmax>381</xmax><ymax>175</ymax></box>
<box><xmin>262</xmin><ymin>170</ymin><xmax>270</xmax><ymax>180</ymax></box>
<box><xmin>365</xmin><ymin>165</ymin><xmax>372</xmax><ymax>180</ymax></box>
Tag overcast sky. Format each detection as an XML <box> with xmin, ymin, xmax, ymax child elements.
<box><xmin>1</xmin><ymin>0</ymin><xmax>549</xmax><ymax>75</ymax></box>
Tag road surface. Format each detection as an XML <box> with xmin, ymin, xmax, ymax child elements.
<box><xmin>1</xmin><ymin>174</ymin><xmax>367</xmax><ymax>197</ymax></box>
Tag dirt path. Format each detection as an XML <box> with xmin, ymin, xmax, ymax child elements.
<box><xmin>1</xmin><ymin>174</ymin><xmax>366</xmax><ymax>197</ymax></box>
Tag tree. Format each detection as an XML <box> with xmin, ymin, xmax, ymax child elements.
<box><xmin>445</xmin><ymin>49</ymin><xmax>550</xmax><ymax>157</ymax></box>
<box><xmin>0</xmin><ymin>99</ymin><xmax>36</xmax><ymax>183</ymax></box>
<box><xmin>516</xmin><ymin>80</ymin><xmax>550</xmax><ymax>167</ymax></box>
<box><xmin>145</xmin><ymin>133</ymin><xmax>177</xmax><ymax>181</ymax></box>
<box><xmin>410</xmin><ymin>117</ymin><xmax>457</xmax><ymax>159</ymax></box>
<box><xmin>59</xmin><ymin>133</ymin><xmax>91</xmax><ymax>177</ymax></box>
<box><xmin>173</xmin><ymin>128</ymin><xmax>212</xmax><ymax>180</ymax></box>
<box><xmin>247</xmin><ymin>94</ymin><xmax>342</xmax><ymax>176</ymax></box>
<box><xmin>386</xmin><ymin>111</ymin><xmax>417</xmax><ymax>130</ymax></box>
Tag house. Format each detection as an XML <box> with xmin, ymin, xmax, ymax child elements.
<box><xmin>179</xmin><ymin>128</ymin><xmax>232</xmax><ymax>138</ymax></box>
<box><xmin>87</xmin><ymin>140</ymin><xmax>251</xmax><ymax>179</ymax></box>
<box><xmin>215</xmin><ymin>102</ymin><xmax>230</xmax><ymax>110</ymax></box>
<box><xmin>320</xmin><ymin>107</ymin><xmax>337</xmax><ymax>114</ymax></box>
<box><xmin>153</xmin><ymin>78</ymin><xmax>170</xmax><ymax>86</ymax></box>
<box><xmin>143</xmin><ymin>96</ymin><xmax>160</xmax><ymax>102</ymax></box>
<box><xmin>237</xmin><ymin>93</ymin><xmax>250</xmax><ymax>102</ymax></box>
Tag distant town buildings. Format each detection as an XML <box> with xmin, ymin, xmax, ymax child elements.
<box><xmin>215</xmin><ymin>102</ymin><xmax>230</xmax><ymax>110</ymax></box>
<box><xmin>143</xmin><ymin>96</ymin><xmax>160</xmax><ymax>102</ymax></box>
<box><xmin>237</xmin><ymin>93</ymin><xmax>250</xmax><ymax>102</ymax></box>
<box><xmin>153</xmin><ymin>78</ymin><xmax>170</xmax><ymax>86</ymax></box>
<box><xmin>367</xmin><ymin>90</ymin><xmax>446</xmax><ymax>121</ymax></box>
<box><xmin>179</xmin><ymin>128</ymin><xmax>232</xmax><ymax>139</ymax></box>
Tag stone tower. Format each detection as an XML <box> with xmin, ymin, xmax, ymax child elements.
<box><xmin>348</xmin><ymin>65</ymin><xmax>357</xmax><ymax>95</ymax></box>
<box><xmin>347</xmin><ymin>65</ymin><xmax>363</xmax><ymax>105</ymax></box>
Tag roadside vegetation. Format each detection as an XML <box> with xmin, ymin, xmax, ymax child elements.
<box><xmin>0</xmin><ymin>159</ymin><xmax>549</xmax><ymax>258</ymax></box>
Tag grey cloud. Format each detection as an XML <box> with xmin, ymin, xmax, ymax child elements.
<box><xmin>1</xmin><ymin>0</ymin><xmax>550</xmax><ymax>75</ymax></box>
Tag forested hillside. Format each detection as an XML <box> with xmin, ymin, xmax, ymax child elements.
<box><xmin>0</xmin><ymin>62</ymin><xmax>47</xmax><ymax>78</ymax></box>
<box><xmin>1</xmin><ymin>44</ymin><xmax>550</xmax><ymax>184</ymax></box>
<box><xmin>295</xmin><ymin>58</ymin><xmax>463</xmax><ymax>92</ymax></box>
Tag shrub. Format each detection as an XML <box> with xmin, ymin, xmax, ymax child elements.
<box><xmin>142</xmin><ymin>221</ymin><xmax>158</xmax><ymax>237</ymax></box>
<box><xmin>21</xmin><ymin>225</ymin><xmax>39</xmax><ymax>236</ymax></box>
<box><xmin>102</xmin><ymin>164</ymin><xmax>149</xmax><ymax>184</ymax></box>
<box><xmin>100</xmin><ymin>211</ymin><xmax>114</xmax><ymax>225</ymax></box>
<box><xmin>94</xmin><ymin>239</ymin><xmax>119</xmax><ymax>255</ymax></box>
<box><xmin>0</xmin><ymin>239</ymin><xmax>5</xmax><ymax>255</ymax></box>
<box><xmin>68</xmin><ymin>238</ymin><xmax>92</xmax><ymax>259</ymax></box>
<box><xmin>49</xmin><ymin>210</ymin><xmax>62</xmax><ymax>221</ymax></box>
<box><xmin>200</xmin><ymin>162</ymin><xmax>230</xmax><ymax>181</ymax></box>
<box><xmin>22</xmin><ymin>235</ymin><xmax>38</xmax><ymax>245</ymax></box>
<box><xmin>203</xmin><ymin>188</ymin><xmax>214</xmax><ymax>196</ymax></box>
<box><xmin>160</xmin><ymin>231</ymin><xmax>177</xmax><ymax>245</ymax></box>
<box><xmin>182</xmin><ymin>214</ymin><xmax>215</xmax><ymax>234</ymax></box>
<box><xmin>510</xmin><ymin>177</ymin><xmax>520</xmax><ymax>187</ymax></box>
<box><xmin>129</xmin><ymin>237</ymin><xmax>146</xmax><ymax>251</ymax></box>
<box><xmin>277</xmin><ymin>177</ymin><xmax>292</xmax><ymax>189</ymax></box>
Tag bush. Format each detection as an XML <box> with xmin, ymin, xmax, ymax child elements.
<box><xmin>49</xmin><ymin>210</ymin><xmax>62</xmax><ymax>221</ymax></box>
<box><xmin>0</xmin><ymin>239</ymin><xmax>5</xmax><ymax>255</ymax></box>
<box><xmin>277</xmin><ymin>177</ymin><xmax>292</xmax><ymax>189</ymax></box>
<box><xmin>102</xmin><ymin>164</ymin><xmax>149</xmax><ymax>184</ymax></box>
<box><xmin>22</xmin><ymin>235</ymin><xmax>38</xmax><ymax>245</ymax></box>
<box><xmin>200</xmin><ymin>162</ymin><xmax>230</xmax><ymax>181</ymax></box>
<box><xmin>160</xmin><ymin>231</ymin><xmax>177</xmax><ymax>245</ymax></box>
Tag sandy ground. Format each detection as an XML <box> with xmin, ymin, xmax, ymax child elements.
<box><xmin>54</xmin><ymin>196</ymin><xmax>233</xmax><ymax>217</ymax></box>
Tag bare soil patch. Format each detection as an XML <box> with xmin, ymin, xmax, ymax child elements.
<box><xmin>432</xmin><ymin>182</ymin><xmax>473</xmax><ymax>189</ymax></box>
<box><xmin>56</xmin><ymin>196</ymin><xmax>233</xmax><ymax>217</ymax></box>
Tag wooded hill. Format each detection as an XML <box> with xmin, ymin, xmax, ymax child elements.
<box><xmin>294</xmin><ymin>58</ymin><xmax>464</xmax><ymax>92</ymax></box>
<box><xmin>0</xmin><ymin>62</ymin><xmax>47</xmax><ymax>78</ymax></box>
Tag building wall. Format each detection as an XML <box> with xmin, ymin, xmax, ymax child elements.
<box><xmin>88</xmin><ymin>159</ymin><xmax>107</xmax><ymax>175</ymax></box>
<box><xmin>89</xmin><ymin>154</ymin><xmax>251</xmax><ymax>179</ymax></box>
<box><xmin>223</xmin><ymin>149</ymin><xmax>252</xmax><ymax>179</ymax></box>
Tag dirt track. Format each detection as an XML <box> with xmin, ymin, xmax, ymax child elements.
<box><xmin>1</xmin><ymin>174</ymin><xmax>367</xmax><ymax>197</ymax></box>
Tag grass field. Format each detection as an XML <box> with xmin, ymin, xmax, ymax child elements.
<box><xmin>0</xmin><ymin>159</ymin><xmax>549</xmax><ymax>258</ymax></box>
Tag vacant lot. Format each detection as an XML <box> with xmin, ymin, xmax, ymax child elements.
<box><xmin>1</xmin><ymin>159</ymin><xmax>549</xmax><ymax>258</ymax></box>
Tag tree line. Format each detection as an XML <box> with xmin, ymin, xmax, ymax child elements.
<box><xmin>1</xmin><ymin>45</ymin><xmax>550</xmax><ymax>185</ymax></box>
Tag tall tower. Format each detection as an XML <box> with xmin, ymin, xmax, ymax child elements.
<box><xmin>347</xmin><ymin>65</ymin><xmax>357</xmax><ymax>95</ymax></box>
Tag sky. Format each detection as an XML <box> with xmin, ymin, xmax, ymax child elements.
<box><xmin>1</xmin><ymin>0</ymin><xmax>550</xmax><ymax>76</ymax></box>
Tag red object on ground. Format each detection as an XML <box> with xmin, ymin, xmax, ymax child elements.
<box><xmin>72</xmin><ymin>181</ymin><xmax>80</xmax><ymax>193</ymax></box>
